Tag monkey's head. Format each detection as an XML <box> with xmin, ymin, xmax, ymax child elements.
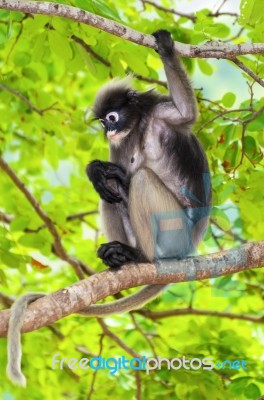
<box><xmin>93</xmin><ymin>77</ymin><xmax>141</xmax><ymax>143</ymax></box>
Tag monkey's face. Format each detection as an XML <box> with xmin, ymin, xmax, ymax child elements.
<box><xmin>93</xmin><ymin>80</ymin><xmax>140</xmax><ymax>144</ymax></box>
<box><xmin>99</xmin><ymin>106</ymin><xmax>138</xmax><ymax>143</ymax></box>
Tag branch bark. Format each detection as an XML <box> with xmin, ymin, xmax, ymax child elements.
<box><xmin>0</xmin><ymin>0</ymin><xmax>263</xmax><ymax>59</ymax></box>
<box><xmin>0</xmin><ymin>241</ymin><xmax>263</xmax><ymax>337</ymax></box>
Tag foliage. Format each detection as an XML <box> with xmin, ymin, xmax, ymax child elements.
<box><xmin>0</xmin><ymin>0</ymin><xmax>263</xmax><ymax>399</ymax></box>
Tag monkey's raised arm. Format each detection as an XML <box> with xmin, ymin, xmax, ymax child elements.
<box><xmin>153</xmin><ymin>30</ymin><xmax>197</xmax><ymax>126</ymax></box>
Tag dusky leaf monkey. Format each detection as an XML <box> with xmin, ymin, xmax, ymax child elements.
<box><xmin>6</xmin><ymin>30</ymin><xmax>211</xmax><ymax>386</ymax></box>
<box><xmin>83</xmin><ymin>29</ymin><xmax>211</xmax><ymax>315</ymax></box>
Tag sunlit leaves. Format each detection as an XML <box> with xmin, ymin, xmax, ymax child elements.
<box><xmin>221</xmin><ymin>92</ymin><xmax>236</xmax><ymax>108</ymax></box>
<box><xmin>48</xmin><ymin>30</ymin><xmax>73</xmax><ymax>61</ymax></box>
<box><xmin>211</xmin><ymin>207</ymin><xmax>231</xmax><ymax>230</ymax></box>
<box><xmin>75</xmin><ymin>0</ymin><xmax>121</xmax><ymax>21</ymax></box>
<box><xmin>240</xmin><ymin>0</ymin><xmax>264</xmax><ymax>25</ymax></box>
<box><xmin>197</xmin><ymin>59</ymin><xmax>213</xmax><ymax>75</ymax></box>
<box><xmin>195</xmin><ymin>10</ymin><xmax>230</xmax><ymax>39</ymax></box>
<box><xmin>244</xmin><ymin>136</ymin><xmax>263</xmax><ymax>162</ymax></box>
<box><xmin>0</xmin><ymin>0</ymin><xmax>263</xmax><ymax>398</ymax></box>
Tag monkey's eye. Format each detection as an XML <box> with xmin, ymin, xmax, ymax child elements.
<box><xmin>99</xmin><ymin>118</ymin><xmax>105</xmax><ymax>127</ymax></box>
<box><xmin>105</xmin><ymin>111</ymin><xmax>119</xmax><ymax>123</ymax></box>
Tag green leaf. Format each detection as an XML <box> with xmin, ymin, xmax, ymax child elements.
<box><xmin>197</xmin><ymin>59</ymin><xmax>213</xmax><ymax>75</ymax></box>
<box><xmin>10</xmin><ymin>216</ymin><xmax>30</xmax><ymax>232</ymax></box>
<box><xmin>229</xmin><ymin>377</ymin><xmax>251</xmax><ymax>395</ymax></box>
<box><xmin>222</xmin><ymin>140</ymin><xmax>240</xmax><ymax>171</ymax></box>
<box><xmin>18</xmin><ymin>232</ymin><xmax>51</xmax><ymax>250</ymax></box>
<box><xmin>244</xmin><ymin>136</ymin><xmax>262</xmax><ymax>162</ymax></box>
<box><xmin>240</xmin><ymin>0</ymin><xmax>264</xmax><ymax>24</ymax></box>
<box><xmin>32</xmin><ymin>32</ymin><xmax>47</xmax><ymax>62</ymax></box>
<box><xmin>45</xmin><ymin>135</ymin><xmax>59</xmax><ymax>169</ymax></box>
<box><xmin>244</xmin><ymin>383</ymin><xmax>261</xmax><ymax>399</ymax></box>
<box><xmin>48</xmin><ymin>30</ymin><xmax>73</xmax><ymax>61</ymax></box>
<box><xmin>13</xmin><ymin>51</ymin><xmax>31</xmax><ymax>67</ymax></box>
<box><xmin>247</xmin><ymin>111</ymin><xmax>264</xmax><ymax>131</ymax></box>
<box><xmin>222</xmin><ymin>92</ymin><xmax>236</xmax><ymax>108</ymax></box>
<box><xmin>0</xmin><ymin>268</ymin><xmax>7</xmax><ymax>286</ymax></box>
<box><xmin>0</xmin><ymin>250</ymin><xmax>22</xmax><ymax>269</ymax></box>
<box><xmin>211</xmin><ymin>207</ymin><xmax>231</xmax><ymax>230</ymax></box>
<box><xmin>205</xmin><ymin>23</ymin><xmax>230</xmax><ymax>38</ymax></box>
<box><xmin>75</xmin><ymin>0</ymin><xmax>120</xmax><ymax>21</ymax></box>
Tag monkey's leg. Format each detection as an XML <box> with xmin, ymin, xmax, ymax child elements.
<box><xmin>81</xmin><ymin>169</ymin><xmax>187</xmax><ymax>316</ymax></box>
<box><xmin>129</xmin><ymin>167</ymin><xmax>194</xmax><ymax>261</ymax></box>
<box><xmin>98</xmin><ymin>167</ymin><xmax>194</xmax><ymax>268</ymax></box>
<box><xmin>100</xmin><ymin>200</ymin><xmax>134</xmax><ymax>245</ymax></box>
<box><xmin>99</xmin><ymin>194</ymin><xmax>143</xmax><ymax>268</ymax></box>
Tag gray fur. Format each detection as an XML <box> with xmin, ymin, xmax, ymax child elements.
<box><xmin>6</xmin><ymin>293</ymin><xmax>45</xmax><ymax>387</ymax></box>
<box><xmin>79</xmin><ymin>285</ymin><xmax>165</xmax><ymax>316</ymax></box>
<box><xmin>81</xmin><ymin>30</ymin><xmax>211</xmax><ymax>316</ymax></box>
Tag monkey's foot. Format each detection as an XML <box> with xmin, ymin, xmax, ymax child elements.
<box><xmin>97</xmin><ymin>241</ymin><xmax>144</xmax><ymax>268</ymax></box>
<box><xmin>152</xmin><ymin>30</ymin><xmax>174</xmax><ymax>58</ymax></box>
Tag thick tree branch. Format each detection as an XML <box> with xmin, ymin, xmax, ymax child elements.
<box><xmin>0</xmin><ymin>241</ymin><xmax>263</xmax><ymax>337</ymax></box>
<box><xmin>0</xmin><ymin>1</ymin><xmax>263</xmax><ymax>59</ymax></box>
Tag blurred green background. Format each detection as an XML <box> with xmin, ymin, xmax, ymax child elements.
<box><xmin>0</xmin><ymin>0</ymin><xmax>263</xmax><ymax>399</ymax></box>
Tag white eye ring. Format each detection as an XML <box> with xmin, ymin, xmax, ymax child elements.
<box><xmin>106</xmin><ymin>111</ymin><xmax>119</xmax><ymax>123</ymax></box>
<box><xmin>99</xmin><ymin>118</ymin><xmax>105</xmax><ymax>127</ymax></box>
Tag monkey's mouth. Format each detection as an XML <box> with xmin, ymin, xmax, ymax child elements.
<box><xmin>107</xmin><ymin>129</ymin><xmax>130</xmax><ymax>142</ymax></box>
<box><xmin>107</xmin><ymin>130</ymin><xmax>118</xmax><ymax>140</ymax></box>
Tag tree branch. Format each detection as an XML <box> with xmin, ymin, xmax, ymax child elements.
<box><xmin>142</xmin><ymin>0</ymin><xmax>238</xmax><ymax>21</ymax></box>
<box><xmin>232</xmin><ymin>58</ymin><xmax>264</xmax><ymax>88</ymax></box>
<box><xmin>0</xmin><ymin>84</ymin><xmax>58</xmax><ymax>115</ymax></box>
<box><xmin>0</xmin><ymin>157</ymin><xmax>95</xmax><ymax>278</ymax></box>
<box><xmin>0</xmin><ymin>1</ymin><xmax>263</xmax><ymax>59</ymax></box>
<box><xmin>137</xmin><ymin>307</ymin><xmax>264</xmax><ymax>324</ymax></box>
<box><xmin>0</xmin><ymin>241</ymin><xmax>263</xmax><ymax>337</ymax></box>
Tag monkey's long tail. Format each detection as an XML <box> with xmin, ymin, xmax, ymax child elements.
<box><xmin>6</xmin><ymin>293</ymin><xmax>45</xmax><ymax>387</ymax></box>
<box><xmin>79</xmin><ymin>284</ymin><xmax>166</xmax><ymax>316</ymax></box>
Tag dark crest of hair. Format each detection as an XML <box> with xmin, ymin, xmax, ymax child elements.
<box><xmin>93</xmin><ymin>77</ymin><xmax>168</xmax><ymax>119</ymax></box>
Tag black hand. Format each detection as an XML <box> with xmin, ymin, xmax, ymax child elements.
<box><xmin>86</xmin><ymin>160</ymin><xmax>129</xmax><ymax>203</ymax></box>
<box><xmin>152</xmin><ymin>30</ymin><xmax>174</xmax><ymax>58</ymax></box>
<box><xmin>98</xmin><ymin>241</ymin><xmax>146</xmax><ymax>268</ymax></box>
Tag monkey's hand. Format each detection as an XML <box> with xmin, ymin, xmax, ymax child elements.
<box><xmin>86</xmin><ymin>160</ymin><xmax>129</xmax><ymax>204</ymax></box>
<box><xmin>98</xmin><ymin>241</ymin><xmax>146</xmax><ymax>268</ymax></box>
<box><xmin>152</xmin><ymin>30</ymin><xmax>175</xmax><ymax>58</ymax></box>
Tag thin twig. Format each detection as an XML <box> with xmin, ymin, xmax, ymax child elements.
<box><xmin>0</xmin><ymin>84</ymin><xmax>58</xmax><ymax>115</ymax></box>
<box><xmin>130</xmin><ymin>313</ymin><xmax>157</xmax><ymax>357</ymax></box>
<box><xmin>232</xmin><ymin>58</ymin><xmax>264</xmax><ymax>88</ymax></box>
<box><xmin>0</xmin><ymin>157</ymin><xmax>92</xmax><ymax>279</ymax></box>
<box><xmin>135</xmin><ymin>370</ymin><xmax>142</xmax><ymax>400</ymax></box>
<box><xmin>142</xmin><ymin>0</ymin><xmax>238</xmax><ymax>20</ymax></box>
<box><xmin>98</xmin><ymin>319</ymin><xmax>141</xmax><ymax>358</ymax></box>
<box><xmin>86</xmin><ymin>333</ymin><xmax>104</xmax><ymax>400</ymax></box>
<box><xmin>137</xmin><ymin>308</ymin><xmax>264</xmax><ymax>323</ymax></box>
<box><xmin>71</xmin><ymin>35</ymin><xmax>111</xmax><ymax>67</ymax></box>
<box><xmin>211</xmin><ymin>219</ymin><xmax>247</xmax><ymax>243</ymax></box>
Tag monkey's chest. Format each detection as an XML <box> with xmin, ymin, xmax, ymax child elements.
<box><xmin>126</xmin><ymin>149</ymin><xmax>145</xmax><ymax>175</ymax></box>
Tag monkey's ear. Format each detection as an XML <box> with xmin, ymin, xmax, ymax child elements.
<box><xmin>127</xmin><ymin>90</ymin><xmax>138</xmax><ymax>104</ymax></box>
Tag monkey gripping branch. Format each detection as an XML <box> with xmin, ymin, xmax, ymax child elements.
<box><xmin>0</xmin><ymin>241</ymin><xmax>263</xmax><ymax>337</ymax></box>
